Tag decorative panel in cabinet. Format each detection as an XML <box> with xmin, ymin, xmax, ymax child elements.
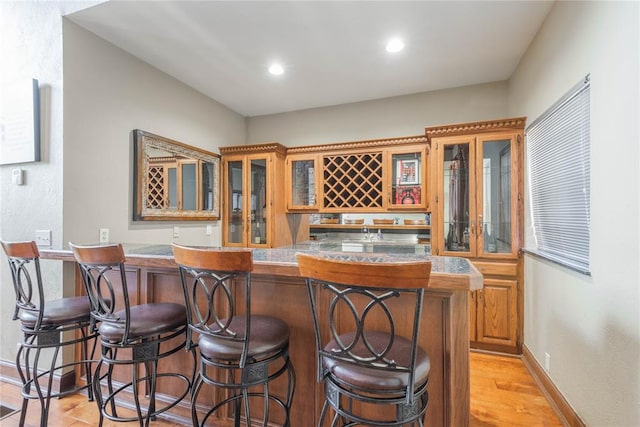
<box><xmin>322</xmin><ymin>151</ymin><xmax>384</xmax><ymax>210</ymax></box>
<box><xmin>476</xmin><ymin>278</ymin><xmax>518</xmax><ymax>348</ymax></box>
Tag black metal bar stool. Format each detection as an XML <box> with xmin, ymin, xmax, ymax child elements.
<box><xmin>297</xmin><ymin>252</ymin><xmax>432</xmax><ymax>427</ymax></box>
<box><xmin>1</xmin><ymin>240</ymin><xmax>98</xmax><ymax>427</ymax></box>
<box><xmin>172</xmin><ymin>244</ymin><xmax>296</xmax><ymax>427</ymax></box>
<box><xmin>70</xmin><ymin>243</ymin><xmax>195</xmax><ymax>427</ymax></box>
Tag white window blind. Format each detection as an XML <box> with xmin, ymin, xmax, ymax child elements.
<box><xmin>526</xmin><ymin>75</ymin><xmax>591</xmax><ymax>274</ymax></box>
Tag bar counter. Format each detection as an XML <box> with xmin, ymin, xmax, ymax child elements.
<box><xmin>41</xmin><ymin>244</ymin><xmax>482</xmax><ymax>427</ymax></box>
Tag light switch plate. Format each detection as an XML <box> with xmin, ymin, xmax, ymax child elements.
<box><xmin>12</xmin><ymin>169</ymin><xmax>24</xmax><ymax>185</ymax></box>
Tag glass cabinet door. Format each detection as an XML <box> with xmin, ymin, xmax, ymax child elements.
<box><xmin>225</xmin><ymin>159</ymin><xmax>244</xmax><ymax>245</ymax></box>
<box><xmin>477</xmin><ymin>135</ymin><xmax>516</xmax><ymax>257</ymax></box>
<box><xmin>287</xmin><ymin>155</ymin><xmax>318</xmax><ymax>210</ymax></box>
<box><xmin>249</xmin><ymin>157</ymin><xmax>267</xmax><ymax>246</ymax></box>
<box><xmin>388</xmin><ymin>149</ymin><xmax>426</xmax><ymax>209</ymax></box>
<box><xmin>439</xmin><ymin>138</ymin><xmax>476</xmax><ymax>256</ymax></box>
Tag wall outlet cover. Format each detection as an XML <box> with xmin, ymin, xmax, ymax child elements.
<box><xmin>35</xmin><ymin>230</ymin><xmax>51</xmax><ymax>246</ymax></box>
<box><xmin>99</xmin><ymin>228</ymin><xmax>109</xmax><ymax>243</ymax></box>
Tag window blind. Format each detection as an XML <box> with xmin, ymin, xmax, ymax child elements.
<box><xmin>525</xmin><ymin>75</ymin><xmax>591</xmax><ymax>274</ymax></box>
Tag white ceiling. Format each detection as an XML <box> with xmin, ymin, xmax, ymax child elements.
<box><xmin>66</xmin><ymin>1</ymin><xmax>554</xmax><ymax>117</ymax></box>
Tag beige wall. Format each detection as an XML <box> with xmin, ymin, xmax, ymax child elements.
<box><xmin>62</xmin><ymin>20</ymin><xmax>246</xmax><ymax>247</ymax></box>
<box><xmin>247</xmin><ymin>81</ymin><xmax>508</xmax><ymax>146</ymax></box>
<box><xmin>508</xmin><ymin>2</ymin><xmax>639</xmax><ymax>425</ymax></box>
<box><xmin>0</xmin><ymin>8</ymin><xmax>246</xmax><ymax>364</ymax></box>
<box><xmin>0</xmin><ymin>1</ymin><xmax>85</xmax><ymax>362</ymax></box>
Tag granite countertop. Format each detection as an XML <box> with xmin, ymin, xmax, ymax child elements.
<box><xmin>288</xmin><ymin>239</ymin><xmax>430</xmax><ymax>253</ymax></box>
<box><xmin>40</xmin><ymin>243</ymin><xmax>482</xmax><ymax>291</ymax></box>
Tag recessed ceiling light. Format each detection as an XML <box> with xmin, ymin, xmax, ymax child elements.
<box><xmin>385</xmin><ymin>38</ymin><xmax>404</xmax><ymax>53</ymax></box>
<box><xmin>268</xmin><ymin>63</ymin><xmax>284</xmax><ymax>75</ymax></box>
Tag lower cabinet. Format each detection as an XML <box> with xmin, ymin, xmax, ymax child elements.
<box><xmin>470</xmin><ymin>260</ymin><xmax>521</xmax><ymax>354</ymax></box>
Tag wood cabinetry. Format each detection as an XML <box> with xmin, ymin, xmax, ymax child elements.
<box><xmin>221</xmin><ymin>143</ymin><xmax>305</xmax><ymax>248</ymax></box>
<box><xmin>427</xmin><ymin>118</ymin><xmax>525</xmax><ymax>353</ymax></box>
<box><xmin>285</xmin><ymin>135</ymin><xmax>429</xmax><ymax>213</ymax></box>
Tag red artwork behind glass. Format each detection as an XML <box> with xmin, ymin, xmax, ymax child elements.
<box><xmin>395</xmin><ymin>186</ymin><xmax>421</xmax><ymax>205</ymax></box>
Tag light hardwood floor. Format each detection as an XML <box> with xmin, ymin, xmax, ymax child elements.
<box><xmin>0</xmin><ymin>351</ymin><xmax>563</xmax><ymax>426</ymax></box>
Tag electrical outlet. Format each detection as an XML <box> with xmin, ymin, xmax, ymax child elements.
<box><xmin>173</xmin><ymin>226</ymin><xmax>180</xmax><ymax>238</ymax></box>
<box><xmin>99</xmin><ymin>228</ymin><xmax>109</xmax><ymax>243</ymax></box>
<box><xmin>544</xmin><ymin>352</ymin><xmax>551</xmax><ymax>373</ymax></box>
<box><xmin>206</xmin><ymin>225</ymin><xmax>212</xmax><ymax>235</ymax></box>
<box><xmin>35</xmin><ymin>230</ymin><xmax>51</xmax><ymax>246</ymax></box>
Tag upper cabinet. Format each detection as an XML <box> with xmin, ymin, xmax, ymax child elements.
<box><xmin>285</xmin><ymin>136</ymin><xmax>429</xmax><ymax>213</ymax></box>
<box><xmin>221</xmin><ymin>143</ymin><xmax>303</xmax><ymax>248</ymax></box>
<box><xmin>427</xmin><ymin>118</ymin><xmax>525</xmax><ymax>259</ymax></box>
<box><xmin>285</xmin><ymin>153</ymin><xmax>321</xmax><ymax>211</ymax></box>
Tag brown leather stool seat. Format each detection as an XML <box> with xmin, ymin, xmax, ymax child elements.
<box><xmin>173</xmin><ymin>244</ymin><xmax>296</xmax><ymax>426</ymax></box>
<box><xmin>323</xmin><ymin>331</ymin><xmax>431</xmax><ymax>391</ymax></box>
<box><xmin>198</xmin><ymin>314</ymin><xmax>290</xmax><ymax>361</ymax></box>
<box><xmin>18</xmin><ymin>296</ymin><xmax>92</xmax><ymax>328</ymax></box>
<box><xmin>98</xmin><ymin>303</ymin><xmax>187</xmax><ymax>342</ymax></box>
<box><xmin>297</xmin><ymin>252</ymin><xmax>432</xmax><ymax>427</ymax></box>
<box><xmin>71</xmin><ymin>243</ymin><xmax>195</xmax><ymax>427</ymax></box>
<box><xmin>1</xmin><ymin>240</ymin><xmax>98</xmax><ymax>427</ymax></box>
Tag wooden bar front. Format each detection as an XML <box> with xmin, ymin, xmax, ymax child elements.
<box><xmin>41</xmin><ymin>246</ymin><xmax>482</xmax><ymax>427</ymax></box>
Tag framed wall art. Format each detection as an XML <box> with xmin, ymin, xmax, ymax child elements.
<box><xmin>0</xmin><ymin>78</ymin><xmax>40</xmax><ymax>165</ymax></box>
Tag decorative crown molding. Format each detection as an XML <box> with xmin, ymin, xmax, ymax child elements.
<box><xmin>424</xmin><ymin>117</ymin><xmax>526</xmax><ymax>140</ymax></box>
<box><xmin>285</xmin><ymin>135</ymin><xmax>428</xmax><ymax>155</ymax></box>
<box><xmin>219</xmin><ymin>142</ymin><xmax>287</xmax><ymax>156</ymax></box>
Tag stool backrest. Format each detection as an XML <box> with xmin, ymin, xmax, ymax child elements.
<box><xmin>1</xmin><ymin>240</ymin><xmax>45</xmax><ymax>329</ymax></box>
<box><xmin>296</xmin><ymin>252</ymin><xmax>431</xmax><ymax>402</ymax></box>
<box><xmin>70</xmin><ymin>243</ymin><xmax>128</xmax><ymax>341</ymax></box>
<box><xmin>172</xmin><ymin>244</ymin><xmax>253</xmax><ymax>366</ymax></box>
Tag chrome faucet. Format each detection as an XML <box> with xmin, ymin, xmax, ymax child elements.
<box><xmin>361</xmin><ymin>225</ymin><xmax>370</xmax><ymax>241</ymax></box>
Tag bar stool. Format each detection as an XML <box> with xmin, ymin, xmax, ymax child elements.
<box><xmin>172</xmin><ymin>244</ymin><xmax>296</xmax><ymax>427</ymax></box>
<box><xmin>297</xmin><ymin>252</ymin><xmax>432</xmax><ymax>427</ymax></box>
<box><xmin>1</xmin><ymin>240</ymin><xmax>97</xmax><ymax>427</ymax></box>
<box><xmin>70</xmin><ymin>243</ymin><xmax>194</xmax><ymax>427</ymax></box>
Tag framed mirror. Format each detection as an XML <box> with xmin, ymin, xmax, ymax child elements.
<box><xmin>133</xmin><ymin>129</ymin><xmax>220</xmax><ymax>221</ymax></box>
